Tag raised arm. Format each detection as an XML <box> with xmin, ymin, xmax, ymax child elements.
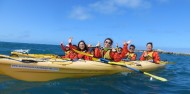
<box><xmin>60</xmin><ymin>42</ymin><xmax>66</xmax><ymax>52</ymax></box>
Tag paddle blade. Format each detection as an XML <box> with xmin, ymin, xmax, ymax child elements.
<box><xmin>159</xmin><ymin>61</ymin><xmax>176</xmax><ymax>64</ymax></box>
<box><xmin>144</xmin><ymin>72</ymin><xmax>168</xmax><ymax>82</ymax></box>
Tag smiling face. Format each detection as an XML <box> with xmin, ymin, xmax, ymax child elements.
<box><xmin>146</xmin><ymin>44</ymin><xmax>153</xmax><ymax>52</ymax></box>
<box><xmin>117</xmin><ymin>48</ymin><xmax>122</xmax><ymax>53</ymax></box>
<box><xmin>104</xmin><ymin>39</ymin><xmax>112</xmax><ymax>48</ymax></box>
<box><xmin>79</xmin><ymin>42</ymin><xmax>85</xmax><ymax>50</ymax></box>
<box><xmin>65</xmin><ymin>47</ymin><xmax>70</xmax><ymax>51</ymax></box>
<box><xmin>129</xmin><ymin>46</ymin><xmax>135</xmax><ymax>53</ymax></box>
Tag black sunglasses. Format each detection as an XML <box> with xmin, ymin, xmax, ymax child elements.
<box><xmin>105</xmin><ymin>41</ymin><xmax>111</xmax><ymax>45</ymax></box>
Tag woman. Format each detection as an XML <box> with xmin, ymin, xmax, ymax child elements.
<box><xmin>77</xmin><ymin>40</ymin><xmax>92</xmax><ymax>60</ymax></box>
<box><xmin>68</xmin><ymin>37</ymin><xmax>91</xmax><ymax>60</ymax></box>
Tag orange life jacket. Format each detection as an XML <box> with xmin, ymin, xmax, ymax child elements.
<box><xmin>126</xmin><ymin>52</ymin><xmax>136</xmax><ymax>61</ymax></box>
<box><xmin>145</xmin><ymin>51</ymin><xmax>154</xmax><ymax>60</ymax></box>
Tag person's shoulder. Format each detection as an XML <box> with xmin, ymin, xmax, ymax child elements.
<box><xmin>153</xmin><ymin>51</ymin><xmax>159</xmax><ymax>54</ymax></box>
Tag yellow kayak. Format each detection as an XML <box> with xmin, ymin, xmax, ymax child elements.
<box><xmin>0</xmin><ymin>55</ymin><xmax>166</xmax><ymax>82</ymax></box>
<box><xmin>11</xmin><ymin>51</ymin><xmax>60</xmax><ymax>59</ymax></box>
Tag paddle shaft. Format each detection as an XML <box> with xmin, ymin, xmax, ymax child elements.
<box><xmin>72</xmin><ymin>49</ymin><xmax>168</xmax><ymax>82</ymax></box>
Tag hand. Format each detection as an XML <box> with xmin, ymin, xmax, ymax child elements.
<box><xmin>112</xmin><ymin>48</ymin><xmax>116</xmax><ymax>52</ymax></box>
<box><xmin>144</xmin><ymin>51</ymin><xmax>148</xmax><ymax>57</ymax></box>
<box><xmin>68</xmin><ymin>37</ymin><xmax>72</xmax><ymax>43</ymax></box>
<box><xmin>61</xmin><ymin>42</ymin><xmax>64</xmax><ymax>45</ymax></box>
<box><xmin>125</xmin><ymin>53</ymin><xmax>129</xmax><ymax>56</ymax></box>
<box><xmin>96</xmin><ymin>41</ymin><xmax>100</xmax><ymax>47</ymax></box>
<box><xmin>116</xmin><ymin>43</ymin><xmax>118</xmax><ymax>47</ymax></box>
<box><xmin>88</xmin><ymin>44</ymin><xmax>92</xmax><ymax>47</ymax></box>
<box><xmin>127</xmin><ymin>40</ymin><xmax>131</xmax><ymax>44</ymax></box>
<box><xmin>123</xmin><ymin>41</ymin><xmax>127</xmax><ymax>45</ymax></box>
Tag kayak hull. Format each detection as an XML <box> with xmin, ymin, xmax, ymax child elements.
<box><xmin>0</xmin><ymin>58</ymin><xmax>166</xmax><ymax>82</ymax></box>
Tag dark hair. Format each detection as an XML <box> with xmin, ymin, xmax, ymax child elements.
<box><xmin>89</xmin><ymin>47</ymin><xmax>95</xmax><ymax>52</ymax></box>
<box><xmin>146</xmin><ymin>42</ymin><xmax>153</xmax><ymax>47</ymax></box>
<box><xmin>104</xmin><ymin>38</ymin><xmax>113</xmax><ymax>46</ymax></box>
<box><xmin>118</xmin><ymin>47</ymin><xmax>122</xmax><ymax>50</ymax></box>
<box><xmin>78</xmin><ymin>40</ymin><xmax>88</xmax><ymax>51</ymax></box>
<box><xmin>130</xmin><ymin>44</ymin><xmax>136</xmax><ymax>49</ymax></box>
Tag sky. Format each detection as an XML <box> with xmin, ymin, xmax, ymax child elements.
<box><xmin>0</xmin><ymin>0</ymin><xmax>190</xmax><ymax>52</ymax></box>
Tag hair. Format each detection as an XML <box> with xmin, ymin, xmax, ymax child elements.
<box><xmin>118</xmin><ymin>47</ymin><xmax>122</xmax><ymax>50</ymax></box>
<box><xmin>146</xmin><ymin>42</ymin><xmax>153</xmax><ymax>47</ymax></box>
<box><xmin>130</xmin><ymin>44</ymin><xmax>136</xmax><ymax>49</ymax></box>
<box><xmin>89</xmin><ymin>47</ymin><xmax>95</xmax><ymax>52</ymax></box>
<box><xmin>104</xmin><ymin>38</ymin><xmax>113</xmax><ymax>46</ymax></box>
<box><xmin>78</xmin><ymin>40</ymin><xmax>88</xmax><ymax>51</ymax></box>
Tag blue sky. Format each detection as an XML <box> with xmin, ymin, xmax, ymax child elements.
<box><xmin>0</xmin><ymin>0</ymin><xmax>190</xmax><ymax>51</ymax></box>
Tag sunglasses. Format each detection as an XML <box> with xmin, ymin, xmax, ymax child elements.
<box><xmin>118</xmin><ymin>49</ymin><xmax>122</xmax><ymax>51</ymax></box>
<box><xmin>105</xmin><ymin>41</ymin><xmax>111</xmax><ymax>45</ymax></box>
<box><xmin>130</xmin><ymin>48</ymin><xmax>134</xmax><ymax>50</ymax></box>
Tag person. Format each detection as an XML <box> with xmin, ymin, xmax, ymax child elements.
<box><xmin>117</xmin><ymin>47</ymin><xmax>123</xmax><ymax>54</ymax></box>
<box><xmin>61</xmin><ymin>37</ymin><xmax>78</xmax><ymax>60</ymax></box>
<box><xmin>68</xmin><ymin>37</ymin><xmax>91</xmax><ymax>60</ymax></box>
<box><xmin>140</xmin><ymin>42</ymin><xmax>160</xmax><ymax>64</ymax></box>
<box><xmin>60</xmin><ymin>43</ymin><xmax>70</xmax><ymax>56</ymax></box>
<box><xmin>125</xmin><ymin>44</ymin><xmax>137</xmax><ymax>61</ymax></box>
<box><xmin>94</xmin><ymin>38</ymin><xmax>130</xmax><ymax>62</ymax></box>
<box><xmin>62</xmin><ymin>45</ymin><xmax>78</xmax><ymax>60</ymax></box>
<box><xmin>87</xmin><ymin>44</ymin><xmax>95</xmax><ymax>56</ymax></box>
<box><xmin>115</xmin><ymin>43</ymin><xmax>119</xmax><ymax>52</ymax></box>
<box><xmin>77</xmin><ymin>40</ymin><xmax>92</xmax><ymax>60</ymax></box>
<box><xmin>87</xmin><ymin>47</ymin><xmax>95</xmax><ymax>60</ymax></box>
<box><xmin>114</xmin><ymin>47</ymin><xmax>125</xmax><ymax>62</ymax></box>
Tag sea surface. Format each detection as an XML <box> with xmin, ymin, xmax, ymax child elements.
<box><xmin>0</xmin><ymin>42</ymin><xmax>190</xmax><ymax>94</ymax></box>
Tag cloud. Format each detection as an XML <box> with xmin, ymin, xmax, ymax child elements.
<box><xmin>69</xmin><ymin>6</ymin><xmax>91</xmax><ymax>20</ymax></box>
<box><xmin>90</xmin><ymin>0</ymin><xmax>151</xmax><ymax>14</ymax></box>
<box><xmin>89</xmin><ymin>0</ymin><xmax>117</xmax><ymax>14</ymax></box>
<box><xmin>69</xmin><ymin>0</ymin><xmax>154</xmax><ymax>20</ymax></box>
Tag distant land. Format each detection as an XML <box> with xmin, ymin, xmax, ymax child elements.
<box><xmin>136</xmin><ymin>49</ymin><xmax>190</xmax><ymax>56</ymax></box>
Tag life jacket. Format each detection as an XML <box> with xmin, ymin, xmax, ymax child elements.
<box><xmin>77</xmin><ymin>50</ymin><xmax>87</xmax><ymax>60</ymax></box>
<box><xmin>102</xmin><ymin>49</ymin><xmax>111</xmax><ymax>60</ymax></box>
<box><xmin>145</xmin><ymin>51</ymin><xmax>154</xmax><ymax>60</ymax></box>
<box><xmin>126</xmin><ymin>52</ymin><xmax>136</xmax><ymax>60</ymax></box>
<box><xmin>65</xmin><ymin>51</ymin><xmax>70</xmax><ymax>55</ymax></box>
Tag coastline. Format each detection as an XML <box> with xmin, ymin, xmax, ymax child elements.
<box><xmin>136</xmin><ymin>50</ymin><xmax>190</xmax><ymax>56</ymax></box>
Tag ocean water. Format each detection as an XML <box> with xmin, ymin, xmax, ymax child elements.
<box><xmin>0</xmin><ymin>42</ymin><xmax>190</xmax><ymax>94</ymax></box>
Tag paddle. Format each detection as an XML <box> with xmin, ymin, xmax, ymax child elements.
<box><xmin>72</xmin><ymin>49</ymin><xmax>168</xmax><ymax>82</ymax></box>
<box><xmin>0</xmin><ymin>54</ymin><xmax>70</xmax><ymax>63</ymax></box>
<box><xmin>73</xmin><ymin>49</ymin><xmax>99</xmax><ymax>61</ymax></box>
<box><xmin>159</xmin><ymin>61</ymin><xmax>176</xmax><ymax>64</ymax></box>
<box><xmin>101</xmin><ymin>59</ymin><xmax>167</xmax><ymax>82</ymax></box>
<box><xmin>0</xmin><ymin>54</ymin><xmax>38</xmax><ymax>63</ymax></box>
